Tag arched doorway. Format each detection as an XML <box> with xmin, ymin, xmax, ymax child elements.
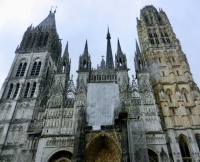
<box><xmin>48</xmin><ymin>150</ymin><xmax>72</xmax><ymax>162</ymax></box>
<box><xmin>86</xmin><ymin>133</ymin><xmax>121</xmax><ymax>162</ymax></box>
<box><xmin>148</xmin><ymin>149</ymin><xmax>158</xmax><ymax>162</ymax></box>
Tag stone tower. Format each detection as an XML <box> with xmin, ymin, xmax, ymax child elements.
<box><xmin>0</xmin><ymin>10</ymin><xmax>71</xmax><ymax>161</ymax></box>
<box><xmin>135</xmin><ymin>5</ymin><xmax>200</xmax><ymax>162</ymax></box>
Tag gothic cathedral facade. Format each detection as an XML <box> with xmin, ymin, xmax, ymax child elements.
<box><xmin>0</xmin><ymin>5</ymin><xmax>200</xmax><ymax>162</ymax></box>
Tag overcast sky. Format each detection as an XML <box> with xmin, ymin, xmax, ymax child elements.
<box><xmin>0</xmin><ymin>0</ymin><xmax>200</xmax><ymax>88</ymax></box>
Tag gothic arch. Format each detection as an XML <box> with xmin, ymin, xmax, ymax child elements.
<box><xmin>148</xmin><ymin>148</ymin><xmax>158</xmax><ymax>162</ymax></box>
<box><xmin>195</xmin><ymin>134</ymin><xmax>200</xmax><ymax>151</ymax></box>
<box><xmin>45</xmin><ymin>149</ymin><xmax>72</xmax><ymax>162</ymax></box>
<box><xmin>178</xmin><ymin>134</ymin><xmax>191</xmax><ymax>161</ymax></box>
<box><xmin>86</xmin><ymin>132</ymin><xmax>121</xmax><ymax>162</ymax></box>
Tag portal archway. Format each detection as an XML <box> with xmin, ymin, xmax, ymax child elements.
<box><xmin>47</xmin><ymin>150</ymin><xmax>72</xmax><ymax>162</ymax></box>
<box><xmin>148</xmin><ymin>149</ymin><xmax>158</xmax><ymax>162</ymax></box>
<box><xmin>86</xmin><ymin>132</ymin><xmax>121</xmax><ymax>162</ymax></box>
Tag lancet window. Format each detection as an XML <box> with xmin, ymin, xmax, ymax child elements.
<box><xmin>166</xmin><ymin>89</ymin><xmax>172</xmax><ymax>103</ymax></box>
<box><xmin>7</xmin><ymin>83</ymin><xmax>13</xmax><ymax>99</ymax></box>
<box><xmin>31</xmin><ymin>61</ymin><xmax>41</xmax><ymax>76</ymax></box>
<box><xmin>16</xmin><ymin>62</ymin><xmax>27</xmax><ymax>77</ymax></box>
<box><xmin>30</xmin><ymin>82</ymin><xmax>36</xmax><ymax>98</ymax></box>
<box><xmin>149</xmin><ymin>33</ymin><xmax>155</xmax><ymax>44</ymax></box>
<box><xmin>179</xmin><ymin>136</ymin><xmax>191</xmax><ymax>162</ymax></box>
<box><xmin>182</xmin><ymin>88</ymin><xmax>188</xmax><ymax>102</ymax></box>
<box><xmin>154</xmin><ymin>32</ymin><xmax>159</xmax><ymax>44</ymax></box>
<box><xmin>13</xmin><ymin>83</ymin><xmax>20</xmax><ymax>99</ymax></box>
<box><xmin>24</xmin><ymin>82</ymin><xmax>30</xmax><ymax>98</ymax></box>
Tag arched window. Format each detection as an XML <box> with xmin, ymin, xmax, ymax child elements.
<box><xmin>154</xmin><ymin>33</ymin><xmax>159</xmax><ymax>44</ymax></box>
<box><xmin>148</xmin><ymin>149</ymin><xmax>158</xmax><ymax>162</ymax></box>
<box><xmin>43</xmin><ymin>33</ymin><xmax>49</xmax><ymax>46</ymax></box>
<box><xmin>161</xmin><ymin>32</ymin><xmax>166</xmax><ymax>44</ymax></box>
<box><xmin>13</xmin><ymin>83</ymin><xmax>20</xmax><ymax>99</ymax></box>
<box><xmin>16</xmin><ymin>62</ymin><xmax>27</xmax><ymax>77</ymax></box>
<box><xmin>195</xmin><ymin>134</ymin><xmax>200</xmax><ymax>151</ymax></box>
<box><xmin>149</xmin><ymin>33</ymin><xmax>154</xmax><ymax>44</ymax></box>
<box><xmin>31</xmin><ymin>61</ymin><xmax>41</xmax><ymax>76</ymax></box>
<box><xmin>7</xmin><ymin>84</ymin><xmax>13</xmax><ymax>99</ymax></box>
<box><xmin>30</xmin><ymin>82</ymin><xmax>36</xmax><ymax>98</ymax></box>
<box><xmin>165</xmin><ymin>32</ymin><xmax>170</xmax><ymax>43</ymax></box>
<box><xmin>179</xmin><ymin>136</ymin><xmax>191</xmax><ymax>161</ymax></box>
<box><xmin>24</xmin><ymin>83</ymin><xmax>30</xmax><ymax>98</ymax></box>
<box><xmin>166</xmin><ymin>89</ymin><xmax>172</xmax><ymax>103</ymax></box>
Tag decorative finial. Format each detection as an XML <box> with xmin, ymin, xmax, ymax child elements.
<box><xmin>54</xmin><ymin>6</ymin><xmax>58</xmax><ymax>13</ymax></box>
<box><xmin>71</xmin><ymin>75</ymin><xmax>73</xmax><ymax>80</ymax></box>
<box><xmin>101</xmin><ymin>55</ymin><xmax>104</xmax><ymax>60</ymax></box>
<box><xmin>50</xmin><ymin>6</ymin><xmax>54</xmax><ymax>12</ymax></box>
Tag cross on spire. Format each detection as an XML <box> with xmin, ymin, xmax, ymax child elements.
<box><xmin>50</xmin><ymin>6</ymin><xmax>54</xmax><ymax>12</ymax></box>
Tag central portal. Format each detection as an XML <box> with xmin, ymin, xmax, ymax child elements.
<box><xmin>86</xmin><ymin>132</ymin><xmax>121</xmax><ymax>162</ymax></box>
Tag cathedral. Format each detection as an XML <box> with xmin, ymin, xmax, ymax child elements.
<box><xmin>0</xmin><ymin>5</ymin><xmax>200</xmax><ymax>162</ymax></box>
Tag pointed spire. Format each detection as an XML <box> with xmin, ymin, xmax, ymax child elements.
<box><xmin>106</xmin><ymin>28</ymin><xmax>114</xmax><ymax>69</ymax></box>
<box><xmin>63</xmin><ymin>41</ymin><xmax>69</xmax><ymax>58</ymax></box>
<box><xmin>37</xmin><ymin>11</ymin><xmax>56</xmax><ymax>28</ymax></box>
<box><xmin>117</xmin><ymin>38</ymin><xmax>122</xmax><ymax>54</ymax></box>
<box><xmin>83</xmin><ymin>40</ymin><xmax>88</xmax><ymax>55</ymax></box>
<box><xmin>106</xmin><ymin>27</ymin><xmax>111</xmax><ymax>39</ymax></box>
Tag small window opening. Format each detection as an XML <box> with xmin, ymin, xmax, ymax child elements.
<box><xmin>168</xmin><ymin>94</ymin><xmax>172</xmax><ymax>103</ymax></box>
<box><xmin>16</xmin><ymin>63</ymin><xmax>23</xmax><ymax>77</ymax></box>
<box><xmin>172</xmin><ymin>108</ymin><xmax>176</xmax><ymax>115</ymax></box>
<box><xmin>24</xmin><ymin>83</ymin><xmax>30</xmax><ymax>98</ymax></box>
<box><xmin>13</xmin><ymin>83</ymin><xmax>20</xmax><ymax>99</ymax></box>
<box><xmin>162</xmin><ymin>71</ymin><xmax>165</xmax><ymax>76</ymax></box>
<box><xmin>154</xmin><ymin>33</ymin><xmax>159</xmax><ymax>44</ymax></box>
<box><xmin>159</xmin><ymin>58</ymin><xmax>161</xmax><ymax>63</ymax></box>
<box><xmin>177</xmin><ymin>70</ymin><xmax>179</xmax><ymax>76</ymax></box>
<box><xmin>172</xmin><ymin>57</ymin><xmax>175</xmax><ymax>62</ymax></box>
<box><xmin>31</xmin><ymin>62</ymin><xmax>41</xmax><ymax>76</ymax></box>
<box><xmin>188</xmin><ymin>108</ymin><xmax>192</xmax><ymax>114</ymax></box>
<box><xmin>30</xmin><ymin>82</ymin><xmax>36</xmax><ymax>98</ymax></box>
<box><xmin>20</xmin><ymin>63</ymin><xmax>27</xmax><ymax>76</ymax></box>
<box><xmin>184</xmin><ymin>94</ymin><xmax>188</xmax><ymax>102</ymax></box>
<box><xmin>7</xmin><ymin>84</ymin><xmax>13</xmax><ymax>99</ymax></box>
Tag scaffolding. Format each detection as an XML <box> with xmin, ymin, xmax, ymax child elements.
<box><xmin>128</xmin><ymin>97</ymin><xmax>149</xmax><ymax>162</ymax></box>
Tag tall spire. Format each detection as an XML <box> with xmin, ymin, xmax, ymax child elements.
<box><xmin>117</xmin><ymin>38</ymin><xmax>122</xmax><ymax>54</ymax></box>
<box><xmin>106</xmin><ymin>28</ymin><xmax>114</xmax><ymax>69</ymax></box>
<box><xmin>84</xmin><ymin>40</ymin><xmax>88</xmax><ymax>55</ymax></box>
<box><xmin>63</xmin><ymin>41</ymin><xmax>69</xmax><ymax>58</ymax></box>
